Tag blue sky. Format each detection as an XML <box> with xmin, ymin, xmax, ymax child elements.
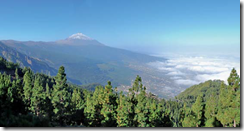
<box><xmin>0</xmin><ymin>0</ymin><xmax>240</xmax><ymax>55</ymax></box>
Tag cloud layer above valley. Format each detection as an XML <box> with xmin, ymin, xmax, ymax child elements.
<box><xmin>148</xmin><ymin>55</ymin><xmax>240</xmax><ymax>87</ymax></box>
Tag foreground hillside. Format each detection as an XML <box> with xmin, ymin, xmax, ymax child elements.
<box><xmin>176</xmin><ymin>80</ymin><xmax>223</xmax><ymax>106</ymax></box>
<box><xmin>0</xmin><ymin>57</ymin><xmax>240</xmax><ymax>127</ymax></box>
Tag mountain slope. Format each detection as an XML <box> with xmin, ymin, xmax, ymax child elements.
<box><xmin>0</xmin><ymin>42</ymin><xmax>57</xmax><ymax>76</ymax></box>
<box><xmin>176</xmin><ymin>80</ymin><xmax>224</xmax><ymax>105</ymax></box>
<box><xmin>0</xmin><ymin>33</ymin><xmax>180</xmax><ymax>98</ymax></box>
<box><xmin>0</xmin><ymin>33</ymin><xmax>165</xmax><ymax>85</ymax></box>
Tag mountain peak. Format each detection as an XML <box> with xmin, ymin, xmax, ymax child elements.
<box><xmin>56</xmin><ymin>32</ymin><xmax>103</xmax><ymax>46</ymax></box>
<box><xmin>68</xmin><ymin>33</ymin><xmax>93</xmax><ymax>40</ymax></box>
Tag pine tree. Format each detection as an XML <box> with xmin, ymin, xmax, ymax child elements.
<box><xmin>156</xmin><ymin>99</ymin><xmax>167</xmax><ymax>127</ymax></box>
<box><xmin>148</xmin><ymin>99</ymin><xmax>159</xmax><ymax>127</ymax></box>
<box><xmin>169</xmin><ymin>101</ymin><xmax>182</xmax><ymax>127</ymax></box>
<box><xmin>127</xmin><ymin>75</ymin><xmax>142</xmax><ymax>126</ymax></box>
<box><xmin>226</xmin><ymin>68</ymin><xmax>240</xmax><ymax>127</ymax></box>
<box><xmin>23</xmin><ymin>70</ymin><xmax>33</xmax><ymax>107</ymax></box>
<box><xmin>179</xmin><ymin>103</ymin><xmax>187</xmax><ymax>127</ymax></box>
<box><xmin>84</xmin><ymin>85</ymin><xmax>105</xmax><ymax>126</ymax></box>
<box><xmin>0</xmin><ymin>73</ymin><xmax>9</xmax><ymax>100</ymax></box>
<box><xmin>204</xmin><ymin>93</ymin><xmax>218</xmax><ymax>127</ymax></box>
<box><xmin>227</xmin><ymin>68</ymin><xmax>240</xmax><ymax>92</ymax></box>
<box><xmin>101</xmin><ymin>81</ymin><xmax>117</xmax><ymax>127</ymax></box>
<box><xmin>30</xmin><ymin>75</ymin><xmax>45</xmax><ymax>116</ymax></box>
<box><xmin>71</xmin><ymin>89</ymin><xmax>83</xmax><ymax>111</ymax></box>
<box><xmin>182</xmin><ymin>113</ymin><xmax>197</xmax><ymax>127</ymax></box>
<box><xmin>15</xmin><ymin>68</ymin><xmax>19</xmax><ymax>80</ymax></box>
<box><xmin>84</xmin><ymin>93</ymin><xmax>94</xmax><ymax>126</ymax></box>
<box><xmin>15</xmin><ymin>68</ymin><xmax>23</xmax><ymax>100</ymax></box>
<box><xmin>70</xmin><ymin>88</ymin><xmax>84</xmax><ymax>125</ymax></box>
<box><xmin>7</xmin><ymin>80</ymin><xmax>15</xmax><ymax>105</ymax></box>
<box><xmin>217</xmin><ymin>82</ymin><xmax>229</xmax><ymax>127</ymax></box>
<box><xmin>182</xmin><ymin>103</ymin><xmax>196</xmax><ymax>127</ymax></box>
<box><xmin>191</xmin><ymin>94</ymin><xmax>204</xmax><ymax>127</ymax></box>
<box><xmin>44</xmin><ymin>83</ymin><xmax>53</xmax><ymax>120</ymax></box>
<box><xmin>134</xmin><ymin>83</ymin><xmax>148</xmax><ymax>127</ymax></box>
<box><xmin>116</xmin><ymin>91</ymin><xmax>131</xmax><ymax>127</ymax></box>
<box><xmin>182</xmin><ymin>95</ymin><xmax>204</xmax><ymax>127</ymax></box>
<box><xmin>51</xmin><ymin>66</ymin><xmax>70</xmax><ymax>126</ymax></box>
<box><xmin>45</xmin><ymin>83</ymin><xmax>50</xmax><ymax>98</ymax></box>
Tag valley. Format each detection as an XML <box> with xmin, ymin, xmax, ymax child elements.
<box><xmin>0</xmin><ymin>33</ymin><xmax>184</xmax><ymax>99</ymax></box>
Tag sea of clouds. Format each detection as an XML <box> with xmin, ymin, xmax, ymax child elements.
<box><xmin>148</xmin><ymin>54</ymin><xmax>240</xmax><ymax>86</ymax></box>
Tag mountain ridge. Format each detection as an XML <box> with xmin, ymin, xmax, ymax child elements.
<box><xmin>0</xmin><ymin>41</ymin><xmax>57</xmax><ymax>75</ymax></box>
<box><xmin>0</xmin><ymin>33</ymin><xmax>186</xmax><ymax>99</ymax></box>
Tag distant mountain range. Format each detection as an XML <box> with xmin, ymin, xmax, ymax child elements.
<box><xmin>0</xmin><ymin>33</ymin><xmax>182</xmax><ymax>98</ymax></box>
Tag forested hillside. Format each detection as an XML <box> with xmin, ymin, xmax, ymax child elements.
<box><xmin>0</xmin><ymin>57</ymin><xmax>240</xmax><ymax>127</ymax></box>
<box><xmin>176</xmin><ymin>80</ymin><xmax>223</xmax><ymax>106</ymax></box>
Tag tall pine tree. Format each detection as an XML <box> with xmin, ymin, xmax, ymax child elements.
<box><xmin>226</xmin><ymin>68</ymin><xmax>240</xmax><ymax>127</ymax></box>
<box><xmin>30</xmin><ymin>75</ymin><xmax>45</xmax><ymax>116</ymax></box>
<box><xmin>51</xmin><ymin>66</ymin><xmax>70</xmax><ymax>126</ymax></box>
<box><xmin>23</xmin><ymin>70</ymin><xmax>33</xmax><ymax>107</ymax></box>
<box><xmin>204</xmin><ymin>93</ymin><xmax>220</xmax><ymax>127</ymax></box>
<box><xmin>191</xmin><ymin>94</ymin><xmax>204</xmax><ymax>127</ymax></box>
<box><xmin>101</xmin><ymin>81</ymin><xmax>118</xmax><ymax>126</ymax></box>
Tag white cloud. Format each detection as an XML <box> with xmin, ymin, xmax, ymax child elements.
<box><xmin>167</xmin><ymin>71</ymin><xmax>185</xmax><ymax>76</ymax></box>
<box><xmin>170</xmin><ymin>76</ymin><xmax>182</xmax><ymax>80</ymax></box>
<box><xmin>195</xmin><ymin>71</ymin><xmax>231</xmax><ymax>83</ymax></box>
<box><xmin>158</xmin><ymin>67</ymin><xmax>175</xmax><ymax>71</ymax></box>
<box><xmin>187</xmin><ymin>66</ymin><xmax>229</xmax><ymax>73</ymax></box>
<box><xmin>148</xmin><ymin>55</ymin><xmax>240</xmax><ymax>86</ymax></box>
<box><xmin>175</xmin><ymin>65</ymin><xmax>187</xmax><ymax>69</ymax></box>
<box><xmin>175</xmin><ymin>79</ymin><xmax>199</xmax><ymax>86</ymax></box>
